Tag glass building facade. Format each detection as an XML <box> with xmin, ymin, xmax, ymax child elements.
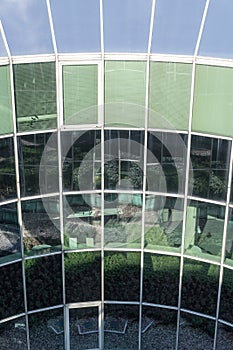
<box><xmin>0</xmin><ymin>1</ymin><xmax>233</xmax><ymax>349</ymax></box>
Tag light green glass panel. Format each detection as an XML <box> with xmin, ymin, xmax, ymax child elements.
<box><xmin>63</xmin><ymin>65</ymin><xmax>98</xmax><ymax>125</ymax></box>
<box><xmin>149</xmin><ymin>62</ymin><xmax>192</xmax><ymax>130</ymax></box>
<box><xmin>192</xmin><ymin>65</ymin><xmax>233</xmax><ymax>137</ymax></box>
<box><xmin>0</xmin><ymin>65</ymin><xmax>13</xmax><ymax>134</ymax></box>
<box><xmin>14</xmin><ymin>62</ymin><xmax>57</xmax><ymax>132</ymax></box>
<box><xmin>105</xmin><ymin>61</ymin><xmax>147</xmax><ymax>127</ymax></box>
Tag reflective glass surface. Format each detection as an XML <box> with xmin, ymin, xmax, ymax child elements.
<box><xmin>144</xmin><ymin>196</ymin><xmax>184</xmax><ymax>252</ymax></box>
<box><xmin>18</xmin><ymin>133</ymin><xmax>58</xmax><ymax>197</ymax></box>
<box><xmin>25</xmin><ymin>255</ymin><xmax>62</xmax><ymax>311</ymax></box>
<box><xmin>13</xmin><ymin>62</ymin><xmax>57</xmax><ymax>132</ymax></box>
<box><xmin>225</xmin><ymin>207</ymin><xmax>233</xmax><ymax>265</ymax></box>
<box><xmin>0</xmin><ymin>0</ymin><xmax>53</xmax><ymax>55</ymax></box>
<box><xmin>22</xmin><ymin>197</ymin><xmax>60</xmax><ymax>256</ymax></box>
<box><xmin>65</xmin><ymin>252</ymin><xmax>101</xmax><ymax>303</ymax></box>
<box><xmin>219</xmin><ymin>267</ymin><xmax>233</xmax><ymax>324</ymax></box>
<box><xmin>103</xmin><ymin>0</ymin><xmax>152</xmax><ymax>52</ymax></box>
<box><xmin>193</xmin><ymin>65</ymin><xmax>233</xmax><ymax>137</ymax></box>
<box><xmin>0</xmin><ymin>262</ymin><xmax>24</xmax><ymax>319</ymax></box>
<box><xmin>151</xmin><ymin>0</ymin><xmax>206</xmax><ymax>54</ymax></box>
<box><xmin>105</xmin><ymin>61</ymin><xmax>147</xmax><ymax>127</ymax></box>
<box><xmin>141</xmin><ymin>307</ymin><xmax>177</xmax><ymax>350</ymax></box>
<box><xmin>29</xmin><ymin>309</ymin><xmax>65</xmax><ymax>350</ymax></box>
<box><xmin>147</xmin><ymin>132</ymin><xmax>187</xmax><ymax>194</ymax></box>
<box><xmin>149</xmin><ymin>62</ymin><xmax>192</xmax><ymax>130</ymax></box>
<box><xmin>64</xmin><ymin>194</ymin><xmax>101</xmax><ymax>250</ymax></box>
<box><xmin>185</xmin><ymin>201</ymin><xmax>225</xmax><ymax>261</ymax></box>
<box><xmin>189</xmin><ymin>135</ymin><xmax>230</xmax><ymax>201</ymax></box>
<box><xmin>104</xmin><ymin>252</ymin><xmax>141</xmax><ymax>301</ymax></box>
<box><xmin>0</xmin><ymin>65</ymin><xmax>13</xmax><ymax>134</ymax></box>
<box><xmin>216</xmin><ymin>323</ymin><xmax>233</xmax><ymax>349</ymax></box>
<box><xmin>62</xmin><ymin>130</ymin><xmax>101</xmax><ymax>191</ymax></box>
<box><xmin>143</xmin><ymin>253</ymin><xmax>180</xmax><ymax>306</ymax></box>
<box><xmin>0</xmin><ymin>137</ymin><xmax>16</xmax><ymax>201</ymax></box>
<box><xmin>181</xmin><ymin>259</ymin><xmax>219</xmax><ymax>316</ymax></box>
<box><xmin>50</xmin><ymin>0</ymin><xmax>100</xmax><ymax>52</ymax></box>
<box><xmin>0</xmin><ymin>317</ymin><xmax>27</xmax><ymax>349</ymax></box>
<box><xmin>63</xmin><ymin>65</ymin><xmax>98</xmax><ymax>125</ymax></box>
<box><xmin>0</xmin><ymin>202</ymin><xmax>20</xmax><ymax>264</ymax></box>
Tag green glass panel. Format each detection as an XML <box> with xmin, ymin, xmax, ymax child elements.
<box><xmin>13</xmin><ymin>62</ymin><xmax>57</xmax><ymax>132</ymax></box>
<box><xmin>219</xmin><ymin>267</ymin><xmax>233</xmax><ymax>323</ymax></box>
<box><xmin>193</xmin><ymin>65</ymin><xmax>233</xmax><ymax>137</ymax></box>
<box><xmin>63</xmin><ymin>65</ymin><xmax>98</xmax><ymax>125</ymax></box>
<box><xmin>149</xmin><ymin>62</ymin><xmax>192</xmax><ymax>130</ymax></box>
<box><xmin>0</xmin><ymin>65</ymin><xmax>13</xmax><ymax>134</ymax></box>
<box><xmin>105</xmin><ymin>61</ymin><xmax>147</xmax><ymax>127</ymax></box>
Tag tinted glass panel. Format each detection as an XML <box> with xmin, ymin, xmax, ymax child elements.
<box><xmin>25</xmin><ymin>255</ymin><xmax>62</xmax><ymax>311</ymax></box>
<box><xmin>225</xmin><ymin>207</ymin><xmax>233</xmax><ymax>265</ymax></box>
<box><xmin>104</xmin><ymin>252</ymin><xmax>141</xmax><ymax>301</ymax></box>
<box><xmin>0</xmin><ymin>262</ymin><xmax>24</xmax><ymax>319</ymax></box>
<box><xmin>192</xmin><ymin>65</ymin><xmax>233</xmax><ymax>137</ymax></box>
<box><xmin>105</xmin><ymin>61</ymin><xmax>147</xmax><ymax>127</ymax></box>
<box><xmin>181</xmin><ymin>259</ymin><xmax>219</xmax><ymax>316</ymax></box>
<box><xmin>0</xmin><ymin>65</ymin><xmax>13</xmax><ymax>134</ymax></box>
<box><xmin>22</xmin><ymin>197</ymin><xmax>60</xmax><ymax>256</ymax></box>
<box><xmin>63</xmin><ymin>65</ymin><xmax>98</xmax><ymax>125</ymax></box>
<box><xmin>216</xmin><ymin>323</ymin><xmax>233</xmax><ymax>349</ymax></box>
<box><xmin>14</xmin><ymin>62</ymin><xmax>57</xmax><ymax>132</ymax></box>
<box><xmin>143</xmin><ymin>253</ymin><xmax>180</xmax><ymax>306</ymax></box>
<box><xmin>18</xmin><ymin>133</ymin><xmax>58</xmax><ymax>196</ymax></box>
<box><xmin>65</xmin><ymin>252</ymin><xmax>101</xmax><ymax>303</ymax></box>
<box><xmin>0</xmin><ymin>137</ymin><xmax>16</xmax><ymax>201</ymax></box>
<box><xmin>189</xmin><ymin>135</ymin><xmax>230</xmax><ymax>201</ymax></box>
<box><xmin>64</xmin><ymin>194</ymin><xmax>101</xmax><ymax>250</ymax></box>
<box><xmin>151</xmin><ymin>0</ymin><xmax>206</xmax><ymax>54</ymax></box>
<box><xmin>219</xmin><ymin>267</ymin><xmax>233</xmax><ymax>324</ymax></box>
<box><xmin>149</xmin><ymin>62</ymin><xmax>192</xmax><ymax>130</ymax></box>
<box><xmin>0</xmin><ymin>317</ymin><xmax>27</xmax><ymax>349</ymax></box>
<box><xmin>103</xmin><ymin>0</ymin><xmax>152</xmax><ymax>52</ymax></box>
<box><xmin>0</xmin><ymin>202</ymin><xmax>20</xmax><ymax>264</ymax></box>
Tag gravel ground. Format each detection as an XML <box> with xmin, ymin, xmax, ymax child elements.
<box><xmin>0</xmin><ymin>317</ymin><xmax>233</xmax><ymax>349</ymax></box>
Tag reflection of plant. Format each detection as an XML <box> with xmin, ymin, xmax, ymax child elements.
<box><xmin>209</xmin><ymin>171</ymin><xmax>225</xmax><ymax>196</ymax></box>
<box><xmin>128</xmin><ymin>163</ymin><xmax>143</xmax><ymax>188</ymax></box>
<box><xmin>104</xmin><ymin>160</ymin><xmax>119</xmax><ymax>188</ymax></box>
<box><xmin>144</xmin><ymin>226</ymin><xmax>168</xmax><ymax>246</ymax></box>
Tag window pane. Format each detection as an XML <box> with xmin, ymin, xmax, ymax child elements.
<box><xmin>64</xmin><ymin>194</ymin><xmax>101</xmax><ymax>250</ymax></box>
<box><xmin>192</xmin><ymin>65</ymin><xmax>233</xmax><ymax>137</ymax></box>
<box><xmin>14</xmin><ymin>62</ymin><xmax>57</xmax><ymax>132</ymax></box>
<box><xmin>29</xmin><ymin>309</ymin><xmax>65</xmax><ymax>350</ymax></box>
<box><xmin>65</xmin><ymin>252</ymin><xmax>101</xmax><ymax>303</ymax></box>
<box><xmin>143</xmin><ymin>253</ymin><xmax>180</xmax><ymax>306</ymax></box>
<box><xmin>18</xmin><ymin>133</ymin><xmax>58</xmax><ymax>197</ymax></box>
<box><xmin>103</xmin><ymin>0</ymin><xmax>152</xmax><ymax>52</ymax></box>
<box><xmin>189</xmin><ymin>135</ymin><xmax>230</xmax><ymax>201</ymax></box>
<box><xmin>151</xmin><ymin>0</ymin><xmax>206</xmax><ymax>54</ymax></box>
<box><xmin>0</xmin><ymin>137</ymin><xmax>16</xmax><ymax>201</ymax></box>
<box><xmin>50</xmin><ymin>0</ymin><xmax>100</xmax><ymax>52</ymax></box>
<box><xmin>62</xmin><ymin>130</ymin><xmax>101</xmax><ymax>191</ymax></box>
<box><xmin>104</xmin><ymin>193</ymin><xmax>142</xmax><ymax>249</ymax></box>
<box><xmin>216</xmin><ymin>323</ymin><xmax>233</xmax><ymax>349</ymax></box>
<box><xmin>105</xmin><ymin>61</ymin><xmax>147</xmax><ymax>127</ymax></box>
<box><xmin>25</xmin><ymin>255</ymin><xmax>62</xmax><ymax>311</ymax></box>
<box><xmin>0</xmin><ymin>65</ymin><xmax>13</xmax><ymax>134</ymax></box>
<box><xmin>178</xmin><ymin>312</ymin><xmax>215</xmax><ymax>350</ymax></box>
<box><xmin>0</xmin><ymin>262</ymin><xmax>24</xmax><ymax>319</ymax></box>
<box><xmin>149</xmin><ymin>62</ymin><xmax>192</xmax><ymax>130</ymax></box>
<box><xmin>0</xmin><ymin>202</ymin><xmax>20</xmax><ymax>264</ymax></box>
<box><xmin>147</xmin><ymin>132</ymin><xmax>187</xmax><ymax>194</ymax></box>
<box><xmin>142</xmin><ymin>307</ymin><xmax>177</xmax><ymax>350</ymax></box>
<box><xmin>104</xmin><ymin>251</ymin><xmax>141</xmax><ymax>301</ymax></box>
<box><xmin>144</xmin><ymin>196</ymin><xmax>184</xmax><ymax>253</ymax></box>
<box><xmin>181</xmin><ymin>259</ymin><xmax>219</xmax><ymax>316</ymax></box>
<box><xmin>225</xmin><ymin>208</ymin><xmax>233</xmax><ymax>265</ymax></box>
<box><xmin>0</xmin><ymin>0</ymin><xmax>53</xmax><ymax>55</ymax></box>
<box><xmin>0</xmin><ymin>317</ymin><xmax>27</xmax><ymax>349</ymax></box>
<box><xmin>185</xmin><ymin>201</ymin><xmax>225</xmax><ymax>262</ymax></box>
<box><xmin>219</xmin><ymin>267</ymin><xmax>233</xmax><ymax>324</ymax></box>
<box><xmin>70</xmin><ymin>307</ymin><xmax>99</xmax><ymax>350</ymax></box>
<box><xmin>199</xmin><ymin>0</ymin><xmax>233</xmax><ymax>58</ymax></box>
<box><xmin>63</xmin><ymin>65</ymin><xmax>98</xmax><ymax>125</ymax></box>
<box><xmin>104</xmin><ymin>304</ymin><xmax>139</xmax><ymax>349</ymax></box>
<box><xmin>22</xmin><ymin>197</ymin><xmax>61</xmax><ymax>256</ymax></box>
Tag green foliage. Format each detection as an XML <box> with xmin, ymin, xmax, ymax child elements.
<box><xmin>144</xmin><ymin>226</ymin><xmax>168</xmax><ymax>246</ymax></box>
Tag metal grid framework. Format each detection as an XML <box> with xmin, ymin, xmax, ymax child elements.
<box><xmin>0</xmin><ymin>1</ymin><xmax>233</xmax><ymax>349</ymax></box>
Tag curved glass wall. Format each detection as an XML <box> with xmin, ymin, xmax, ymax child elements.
<box><xmin>1</xmin><ymin>1</ymin><xmax>233</xmax><ymax>350</ymax></box>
